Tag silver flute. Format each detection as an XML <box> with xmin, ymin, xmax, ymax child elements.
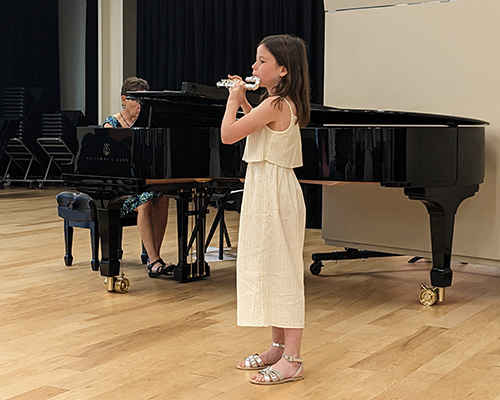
<box><xmin>216</xmin><ymin>76</ymin><xmax>260</xmax><ymax>90</ymax></box>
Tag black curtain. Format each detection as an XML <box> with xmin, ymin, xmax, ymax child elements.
<box><xmin>0</xmin><ymin>0</ymin><xmax>60</xmax><ymax>113</ymax></box>
<box><xmin>137</xmin><ymin>0</ymin><xmax>325</xmax><ymax>104</ymax></box>
<box><xmin>85</xmin><ymin>0</ymin><xmax>99</xmax><ymax>125</ymax></box>
<box><xmin>137</xmin><ymin>0</ymin><xmax>324</xmax><ymax>228</ymax></box>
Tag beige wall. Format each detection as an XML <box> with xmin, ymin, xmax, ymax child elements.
<box><xmin>322</xmin><ymin>0</ymin><xmax>500</xmax><ymax>266</ymax></box>
<box><xmin>98</xmin><ymin>0</ymin><xmax>137</xmax><ymax>123</ymax></box>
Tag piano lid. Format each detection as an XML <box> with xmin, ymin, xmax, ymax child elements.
<box><xmin>128</xmin><ymin>82</ymin><xmax>489</xmax><ymax>128</ymax></box>
<box><xmin>129</xmin><ymin>81</ymin><xmax>262</xmax><ymax>105</ymax></box>
<box><xmin>308</xmin><ymin>104</ymin><xmax>489</xmax><ymax>127</ymax></box>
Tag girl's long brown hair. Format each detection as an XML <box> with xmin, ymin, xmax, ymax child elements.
<box><xmin>259</xmin><ymin>34</ymin><xmax>311</xmax><ymax>127</ymax></box>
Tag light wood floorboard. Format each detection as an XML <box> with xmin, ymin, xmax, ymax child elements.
<box><xmin>1</xmin><ymin>186</ymin><xmax>500</xmax><ymax>399</ymax></box>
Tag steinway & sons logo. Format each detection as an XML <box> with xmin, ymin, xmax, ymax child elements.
<box><xmin>84</xmin><ymin>142</ymin><xmax>129</xmax><ymax>163</ymax></box>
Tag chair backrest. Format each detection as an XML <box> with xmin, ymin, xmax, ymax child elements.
<box><xmin>0</xmin><ymin>117</ymin><xmax>20</xmax><ymax>151</ymax></box>
<box><xmin>41</xmin><ymin>110</ymin><xmax>84</xmax><ymax>153</ymax></box>
<box><xmin>2</xmin><ymin>87</ymin><xmax>43</xmax><ymax>140</ymax></box>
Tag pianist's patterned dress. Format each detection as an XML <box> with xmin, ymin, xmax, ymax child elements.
<box><xmin>102</xmin><ymin>115</ymin><xmax>159</xmax><ymax>217</ymax></box>
<box><xmin>237</xmin><ymin>98</ymin><xmax>306</xmax><ymax>328</ymax></box>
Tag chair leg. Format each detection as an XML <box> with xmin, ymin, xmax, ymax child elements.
<box><xmin>222</xmin><ymin>219</ymin><xmax>231</xmax><ymax>248</ymax></box>
<box><xmin>89</xmin><ymin>220</ymin><xmax>99</xmax><ymax>271</ymax></box>
<box><xmin>205</xmin><ymin>193</ymin><xmax>230</xmax><ymax>253</ymax></box>
<box><xmin>141</xmin><ymin>242</ymin><xmax>148</xmax><ymax>264</ymax></box>
<box><xmin>64</xmin><ymin>221</ymin><xmax>74</xmax><ymax>266</ymax></box>
<box><xmin>217</xmin><ymin>210</ymin><xmax>232</xmax><ymax>260</ymax></box>
<box><xmin>218</xmin><ymin>210</ymin><xmax>225</xmax><ymax>260</ymax></box>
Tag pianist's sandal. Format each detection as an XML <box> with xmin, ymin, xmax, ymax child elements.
<box><xmin>250</xmin><ymin>354</ymin><xmax>304</xmax><ymax>385</ymax></box>
<box><xmin>147</xmin><ymin>258</ymin><xmax>174</xmax><ymax>278</ymax></box>
<box><xmin>236</xmin><ymin>342</ymin><xmax>285</xmax><ymax>370</ymax></box>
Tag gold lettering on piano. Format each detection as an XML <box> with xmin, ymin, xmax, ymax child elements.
<box><xmin>85</xmin><ymin>156</ymin><xmax>130</xmax><ymax>163</ymax></box>
<box><xmin>80</xmin><ymin>142</ymin><xmax>130</xmax><ymax>163</ymax></box>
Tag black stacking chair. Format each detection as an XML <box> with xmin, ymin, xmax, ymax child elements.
<box><xmin>205</xmin><ymin>189</ymin><xmax>243</xmax><ymax>260</ymax></box>
<box><xmin>1</xmin><ymin>87</ymin><xmax>47</xmax><ymax>186</ymax></box>
<box><xmin>37</xmin><ymin>110</ymin><xmax>83</xmax><ymax>186</ymax></box>
<box><xmin>0</xmin><ymin>117</ymin><xmax>20</xmax><ymax>187</ymax></box>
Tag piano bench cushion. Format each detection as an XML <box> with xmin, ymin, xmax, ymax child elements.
<box><xmin>56</xmin><ymin>191</ymin><xmax>97</xmax><ymax>223</ymax></box>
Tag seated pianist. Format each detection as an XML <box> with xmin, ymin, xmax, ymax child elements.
<box><xmin>102</xmin><ymin>76</ymin><xmax>172</xmax><ymax>278</ymax></box>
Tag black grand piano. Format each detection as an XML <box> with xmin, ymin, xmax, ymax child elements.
<box><xmin>63</xmin><ymin>82</ymin><xmax>486</xmax><ymax>302</ymax></box>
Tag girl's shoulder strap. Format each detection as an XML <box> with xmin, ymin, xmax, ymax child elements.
<box><xmin>282</xmin><ymin>97</ymin><xmax>296</xmax><ymax>118</ymax></box>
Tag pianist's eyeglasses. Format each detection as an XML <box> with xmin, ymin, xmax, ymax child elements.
<box><xmin>125</xmin><ymin>96</ymin><xmax>144</xmax><ymax>105</ymax></box>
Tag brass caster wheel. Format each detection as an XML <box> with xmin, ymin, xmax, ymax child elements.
<box><xmin>114</xmin><ymin>275</ymin><xmax>130</xmax><ymax>293</ymax></box>
<box><xmin>104</xmin><ymin>274</ymin><xmax>130</xmax><ymax>293</ymax></box>
<box><xmin>419</xmin><ymin>283</ymin><xmax>445</xmax><ymax>306</ymax></box>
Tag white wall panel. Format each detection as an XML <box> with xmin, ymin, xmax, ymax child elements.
<box><xmin>59</xmin><ymin>0</ymin><xmax>86</xmax><ymax>112</ymax></box>
<box><xmin>98</xmin><ymin>0</ymin><xmax>137</xmax><ymax>123</ymax></box>
<box><xmin>323</xmin><ymin>0</ymin><xmax>500</xmax><ymax>266</ymax></box>
<box><xmin>325</xmin><ymin>0</ymin><xmax>474</xmax><ymax>12</ymax></box>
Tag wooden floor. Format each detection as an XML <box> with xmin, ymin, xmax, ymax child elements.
<box><xmin>2</xmin><ymin>186</ymin><xmax>500</xmax><ymax>399</ymax></box>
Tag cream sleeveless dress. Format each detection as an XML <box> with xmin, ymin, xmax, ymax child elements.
<box><xmin>236</xmin><ymin>98</ymin><xmax>306</xmax><ymax>328</ymax></box>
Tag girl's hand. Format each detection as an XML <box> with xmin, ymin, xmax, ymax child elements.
<box><xmin>228</xmin><ymin>74</ymin><xmax>243</xmax><ymax>82</ymax></box>
<box><xmin>226</xmin><ymin>74</ymin><xmax>246</xmax><ymax>106</ymax></box>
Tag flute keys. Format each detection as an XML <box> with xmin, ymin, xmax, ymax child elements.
<box><xmin>216</xmin><ymin>76</ymin><xmax>260</xmax><ymax>90</ymax></box>
<box><xmin>216</xmin><ymin>79</ymin><xmax>233</xmax><ymax>88</ymax></box>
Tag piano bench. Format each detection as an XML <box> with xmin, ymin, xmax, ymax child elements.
<box><xmin>56</xmin><ymin>191</ymin><xmax>100</xmax><ymax>271</ymax></box>
<box><xmin>56</xmin><ymin>191</ymin><xmax>148</xmax><ymax>270</ymax></box>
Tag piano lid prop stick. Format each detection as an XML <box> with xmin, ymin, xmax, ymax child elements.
<box><xmin>216</xmin><ymin>76</ymin><xmax>260</xmax><ymax>90</ymax></box>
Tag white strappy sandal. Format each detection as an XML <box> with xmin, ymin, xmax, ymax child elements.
<box><xmin>235</xmin><ymin>342</ymin><xmax>285</xmax><ymax>370</ymax></box>
<box><xmin>250</xmin><ymin>353</ymin><xmax>305</xmax><ymax>385</ymax></box>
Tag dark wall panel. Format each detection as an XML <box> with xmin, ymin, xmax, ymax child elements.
<box><xmin>0</xmin><ymin>0</ymin><xmax>60</xmax><ymax>113</ymax></box>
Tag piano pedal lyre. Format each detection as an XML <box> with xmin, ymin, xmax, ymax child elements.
<box><xmin>104</xmin><ymin>273</ymin><xmax>130</xmax><ymax>293</ymax></box>
<box><xmin>419</xmin><ymin>283</ymin><xmax>445</xmax><ymax>306</ymax></box>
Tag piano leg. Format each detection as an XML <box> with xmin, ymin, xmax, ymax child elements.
<box><xmin>195</xmin><ymin>192</ymin><xmax>209</xmax><ymax>277</ymax></box>
<box><xmin>175</xmin><ymin>194</ymin><xmax>188</xmax><ymax>281</ymax></box>
<box><xmin>405</xmin><ymin>184</ymin><xmax>479</xmax><ymax>296</ymax></box>
<box><xmin>97</xmin><ymin>206</ymin><xmax>129</xmax><ymax>292</ymax></box>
